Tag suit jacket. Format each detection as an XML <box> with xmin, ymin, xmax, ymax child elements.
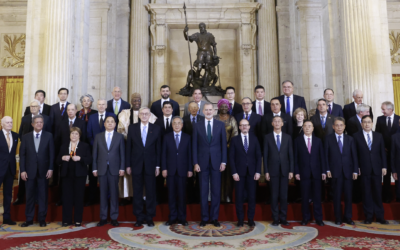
<box><xmin>92</xmin><ymin>131</ymin><xmax>125</xmax><ymax>176</ymax></box>
<box><xmin>278</xmin><ymin>95</ymin><xmax>308</xmax><ymax>115</ymax></box>
<box><xmin>263</xmin><ymin>132</ymin><xmax>294</xmax><ymax>177</ymax></box>
<box><xmin>0</xmin><ymin>131</ymin><xmax>18</xmax><ymax>176</ymax></box>
<box><xmin>375</xmin><ymin>115</ymin><xmax>400</xmax><ymax>151</ymax></box>
<box><xmin>391</xmin><ymin>133</ymin><xmax>400</xmax><ymax>173</ymax></box>
<box><xmin>106</xmin><ymin>98</ymin><xmax>131</xmax><ymax>115</ymax></box>
<box><xmin>234</xmin><ymin>112</ymin><xmax>262</xmax><ymax>136</ymax></box>
<box><xmin>126</xmin><ymin>123</ymin><xmax>161</xmax><ymax>175</ymax></box>
<box><xmin>161</xmin><ymin>132</ymin><xmax>192</xmax><ymax>177</ymax></box>
<box><xmin>325</xmin><ymin>133</ymin><xmax>358</xmax><ymax>179</ymax></box>
<box><xmin>87</xmin><ymin>112</ymin><xmax>117</xmax><ymax>145</ymax></box>
<box><xmin>261</xmin><ymin>112</ymin><xmax>293</xmax><ymax>137</ymax></box>
<box><xmin>192</xmin><ymin>119</ymin><xmax>227</xmax><ymax>171</ymax></box>
<box><xmin>252</xmin><ymin>100</ymin><xmax>271</xmax><ymax>115</ymax></box>
<box><xmin>315</xmin><ymin>102</ymin><xmax>344</xmax><ymax>118</ymax></box>
<box><xmin>56</xmin><ymin>118</ymin><xmax>87</xmax><ymax>146</ymax></box>
<box><xmin>19</xmin><ymin>114</ymin><xmax>52</xmax><ymax>141</ymax></box>
<box><xmin>57</xmin><ymin>141</ymin><xmax>92</xmax><ymax>177</ymax></box>
<box><xmin>343</xmin><ymin>102</ymin><xmax>373</xmax><ymax>122</ymax></box>
<box><xmin>310</xmin><ymin>113</ymin><xmax>335</xmax><ymax>143</ymax></box>
<box><xmin>24</xmin><ymin>103</ymin><xmax>51</xmax><ymax>116</ymax></box>
<box><xmin>19</xmin><ymin>131</ymin><xmax>55</xmax><ymax>179</ymax></box>
<box><xmin>353</xmin><ymin>131</ymin><xmax>387</xmax><ymax>176</ymax></box>
<box><xmin>345</xmin><ymin>115</ymin><xmax>363</xmax><ymax>137</ymax></box>
<box><xmin>150</xmin><ymin>99</ymin><xmax>180</xmax><ymax>119</ymax></box>
<box><xmin>229</xmin><ymin>133</ymin><xmax>261</xmax><ymax>176</ymax></box>
<box><xmin>182</xmin><ymin>114</ymin><xmax>205</xmax><ymax>137</ymax></box>
<box><xmin>154</xmin><ymin>116</ymin><xmax>174</xmax><ymax>139</ymax></box>
<box><xmin>183</xmin><ymin>100</ymin><xmax>208</xmax><ymax>117</ymax></box>
<box><xmin>49</xmin><ymin>102</ymin><xmax>70</xmax><ymax>134</ymax></box>
<box><xmin>294</xmin><ymin>135</ymin><xmax>326</xmax><ymax>179</ymax></box>
<box><xmin>218</xmin><ymin>101</ymin><xmax>243</xmax><ymax>117</ymax></box>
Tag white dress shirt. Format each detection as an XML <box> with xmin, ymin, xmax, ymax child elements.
<box><xmin>285</xmin><ymin>94</ymin><xmax>294</xmax><ymax>116</ymax></box>
<box><xmin>98</xmin><ymin>112</ymin><xmax>106</xmax><ymax>123</ymax></box>
<box><xmin>327</xmin><ymin>102</ymin><xmax>333</xmax><ymax>112</ymax></box>
<box><xmin>33</xmin><ymin>130</ymin><xmax>43</xmax><ymax>138</ymax></box>
<box><xmin>161</xmin><ymin>98</ymin><xmax>170</xmax><ymax>108</ymax></box>
<box><xmin>112</xmin><ymin>99</ymin><xmax>121</xmax><ymax>112</ymax></box>
<box><xmin>273</xmin><ymin>111</ymin><xmax>281</xmax><ymax>116</ymax></box>
<box><xmin>228</xmin><ymin>100</ymin><xmax>235</xmax><ymax>109</ymax></box>
<box><xmin>68</xmin><ymin>117</ymin><xmax>76</xmax><ymax>125</ymax></box>
<box><xmin>273</xmin><ymin>131</ymin><xmax>282</xmax><ymax>145</ymax></box>
<box><xmin>105</xmin><ymin>130</ymin><xmax>114</xmax><ymax>141</ymax></box>
<box><xmin>59</xmin><ymin>101</ymin><xmax>67</xmax><ymax>110</ymax></box>
<box><xmin>363</xmin><ymin>130</ymin><xmax>373</xmax><ymax>145</ymax></box>
<box><xmin>164</xmin><ymin>115</ymin><xmax>172</xmax><ymax>129</ymax></box>
<box><xmin>174</xmin><ymin>131</ymin><xmax>182</xmax><ymax>144</ymax></box>
<box><xmin>304</xmin><ymin>134</ymin><xmax>312</xmax><ymax>147</ymax></box>
<box><xmin>243</xmin><ymin>110</ymin><xmax>252</xmax><ymax>119</ymax></box>
<box><xmin>2</xmin><ymin>129</ymin><xmax>12</xmax><ymax>152</ymax></box>
<box><xmin>256</xmin><ymin>100</ymin><xmax>264</xmax><ymax>115</ymax></box>
<box><xmin>241</xmin><ymin>132</ymin><xmax>249</xmax><ymax>145</ymax></box>
<box><xmin>205</xmin><ymin>118</ymin><xmax>213</xmax><ymax>136</ymax></box>
<box><xmin>140</xmin><ymin>122</ymin><xmax>149</xmax><ymax>136</ymax></box>
<box><xmin>387</xmin><ymin>113</ymin><xmax>395</xmax><ymax>126</ymax></box>
<box><xmin>40</xmin><ymin>103</ymin><xmax>44</xmax><ymax>114</ymax></box>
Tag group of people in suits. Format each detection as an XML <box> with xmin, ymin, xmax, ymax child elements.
<box><xmin>0</xmin><ymin>81</ymin><xmax>396</xmax><ymax>228</ymax></box>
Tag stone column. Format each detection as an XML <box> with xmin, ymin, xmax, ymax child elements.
<box><xmin>129</xmin><ymin>0</ymin><xmax>150</xmax><ymax>106</ymax></box>
<box><xmin>258</xmin><ymin>0</ymin><xmax>280</xmax><ymax>100</ymax></box>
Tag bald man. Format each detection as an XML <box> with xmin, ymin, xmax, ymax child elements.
<box><xmin>106</xmin><ymin>87</ymin><xmax>131</xmax><ymax>123</ymax></box>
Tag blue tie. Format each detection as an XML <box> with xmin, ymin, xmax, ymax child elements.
<box><xmin>321</xmin><ymin>116</ymin><xmax>325</xmax><ymax>129</ymax></box>
<box><xmin>207</xmin><ymin>121</ymin><xmax>212</xmax><ymax>143</ymax></box>
<box><xmin>142</xmin><ymin>126</ymin><xmax>147</xmax><ymax>146</ymax></box>
<box><xmin>338</xmin><ymin>135</ymin><xmax>343</xmax><ymax>154</ymax></box>
<box><xmin>36</xmin><ymin>133</ymin><xmax>39</xmax><ymax>139</ymax></box>
<box><xmin>367</xmin><ymin>133</ymin><xmax>372</xmax><ymax>151</ymax></box>
<box><xmin>244</xmin><ymin>135</ymin><xmax>248</xmax><ymax>153</ymax></box>
<box><xmin>175</xmin><ymin>134</ymin><xmax>180</xmax><ymax>149</ymax></box>
<box><xmin>286</xmin><ymin>96</ymin><xmax>290</xmax><ymax>115</ymax></box>
<box><xmin>276</xmin><ymin>135</ymin><xmax>281</xmax><ymax>152</ymax></box>
<box><xmin>107</xmin><ymin>132</ymin><xmax>111</xmax><ymax>150</ymax></box>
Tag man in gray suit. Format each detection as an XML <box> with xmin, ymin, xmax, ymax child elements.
<box><xmin>183</xmin><ymin>88</ymin><xmax>208</xmax><ymax>117</ymax></box>
<box><xmin>93</xmin><ymin>116</ymin><xmax>125</xmax><ymax>227</ymax></box>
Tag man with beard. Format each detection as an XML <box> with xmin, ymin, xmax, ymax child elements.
<box><xmin>151</xmin><ymin>85</ymin><xmax>180</xmax><ymax>118</ymax></box>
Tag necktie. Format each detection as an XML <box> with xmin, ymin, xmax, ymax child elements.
<box><xmin>197</xmin><ymin>103</ymin><xmax>200</xmax><ymax>114</ymax></box>
<box><xmin>192</xmin><ymin>117</ymin><xmax>195</xmax><ymax>123</ymax></box>
<box><xmin>166</xmin><ymin>118</ymin><xmax>170</xmax><ymax>130</ymax></box>
<box><xmin>245</xmin><ymin>113</ymin><xmax>249</xmax><ymax>120</ymax></box>
<box><xmin>276</xmin><ymin>134</ymin><xmax>281</xmax><ymax>152</ymax></box>
<box><xmin>307</xmin><ymin>137</ymin><xmax>311</xmax><ymax>154</ymax></box>
<box><xmin>36</xmin><ymin>133</ymin><xmax>39</xmax><ymax>139</ymax></box>
<box><xmin>367</xmin><ymin>133</ymin><xmax>372</xmax><ymax>150</ymax></box>
<box><xmin>229</xmin><ymin>103</ymin><xmax>233</xmax><ymax>115</ymax></box>
<box><xmin>6</xmin><ymin>132</ymin><xmax>10</xmax><ymax>150</ymax></box>
<box><xmin>99</xmin><ymin>115</ymin><xmax>104</xmax><ymax>128</ymax></box>
<box><xmin>207</xmin><ymin>121</ymin><xmax>212</xmax><ymax>143</ymax></box>
<box><xmin>107</xmin><ymin>132</ymin><xmax>111</xmax><ymax>150</ymax></box>
<box><xmin>60</xmin><ymin>104</ymin><xmax>65</xmax><ymax>114</ymax></box>
<box><xmin>328</xmin><ymin>104</ymin><xmax>332</xmax><ymax>114</ymax></box>
<box><xmin>321</xmin><ymin>116</ymin><xmax>325</xmax><ymax>129</ymax></box>
<box><xmin>338</xmin><ymin>135</ymin><xmax>343</xmax><ymax>154</ymax></box>
<box><xmin>244</xmin><ymin>135</ymin><xmax>248</xmax><ymax>153</ymax></box>
<box><xmin>142</xmin><ymin>126</ymin><xmax>147</xmax><ymax>146</ymax></box>
<box><xmin>258</xmin><ymin>102</ymin><xmax>263</xmax><ymax>116</ymax></box>
<box><xmin>69</xmin><ymin>121</ymin><xmax>73</xmax><ymax>128</ymax></box>
<box><xmin>286</xmin><ymin>97</ymin><xmax>290</xmax><ymax>115</ymax></box>
<box><xmin>114</xmin><ymin>101</ymin><xmax>119</xmax><ymax>115</ymax></box>
<box><xmin>388</xmin><ymin>117</ymin><xmax>392</xmax><ymax>131</ymax></box>
<box><xmin>175</xmin><ymin>134</ymin><xmax>180</xmax><ymax>149</ymax></box>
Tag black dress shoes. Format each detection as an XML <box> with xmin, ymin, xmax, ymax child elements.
<box><xmin>111</xmin><ymin>220</ymin><xmax>119</xmax><ymax>226</ymax></box>
<box><xmin>178</xmin><ymin>220</ymin><xmax>188</xmax><ymax>226</ymax></box>
<box><xmin>75</xmin><ymin>222</ymin><xmax>82</xmax><ymax>227</ymax></box>
<box><xmin>20</xmin><ymin>221</ymin><xmax>33</xmax><ymax>227</ymax></box>
<box><xmin>12</xmin><ymin>199</ymin><xmax>24</xmax><ymax>205</ymax></box>
<box><xmin>237</xmin><ymin>221</ymin><xmax>244</xmax><ymax>227</ymax></box>
<box><xmin>134</xmin><ymin>221</ymin><xmax>143</xmax><ymax>227</ymax></box>
<box><xmin>3</xmin><ymin>219</ymin><xmax>16</xmax><ymax>225</ymax></box>
<box><xmin>199</xmin><ymin>220</ymin><xmax>208</xmax><ymax>227</ymax></box>
<box><xmin>300</xmin><ymin>220</ymin><xmax>309</xmax><ymax>226</ymax></box>
<box><xmin>363</xmin><ymin>220</ymin><xmax>372</xmax><ymax>224</ymax></box>
<box><xmin>147</xmin><ymin>220</ymin><xmax>155</xmax><ymax>227</ymax></box>
<box><xmin>335</xmin><ymin>220</ymin><xmax>342</xmax><ymax>225</ymax></box>
<box><xmin>344</xmin><ymin>219</ymin><xmax>355</xmax><ymax>225</ymax></box>
<box><xmin>315</xmin><ymin>220</ymin><xmax>325</xmax><ymax>226</ymax></box>
<box><xmin>377</xmin><ymin>219</ymin><xmax>389</xmax><ymax>225</ymax></box>
<box><xmin>212</xmin><ymin>220</ymin><xmax>220</xmax><ymax>227</ymax></box>
<box><xmin>165</xmin><ymin>220</ymin><xmax>176</xmax><ymax>226</ymax></box>
<box><xmin>248</xmin><ymin>220</ymin><xmax>256</xmax><ymax>227</ymax></box>
<box><xmin>271</xmin><ymin>221</ymin><xmax>280</xmax><ymax>226</ymax></box>
<box><xmin>62</xmin><ymin>222</ymin><xmax>71</xmax><ymax>227</ymax></box>
<box><xmin>39</xmin><ymin>221</ymin><xmax>47</xmax><ymax>227</ymax></box>
<box><xmin>97</xmin><ymin>220</ymin><xmax>108</xmax><ymax>227</ymax></box>
<box><xmin>280</xmin><ymin>221</ymin><xmax>290</xmax><ymax>226</ymax></box>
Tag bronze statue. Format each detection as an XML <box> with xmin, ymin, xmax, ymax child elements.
<box><xmin>178</xmin><ymin>3</ymin><xmax>225</xmax><ymax>97</ymax></box>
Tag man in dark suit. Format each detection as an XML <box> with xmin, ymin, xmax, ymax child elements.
<box><xmin>182</xmin><ymin>101</ymin><xmax>204</xmax><ymax>204</ymax></box>
<box><xmin>49</xmin><ymin>88</ymin><xmax>70</xmax><ymax>187</ymax></box>
<box><xmin>391</xmin><ymin>124</ymin><xmax>400</xmax><ymax>202</ymax></box>
<box><xmin>0</xmin><ymin>116</ymin><xmax>18</xmax><ymax>225</ymax></box>
<box><xmin>294</xmin><ymin>120</ymin><xmax>326</xmax><ymax>226</ymax></box>
<box><xmin>235</xmin><ymin>97</ymin><xmax>262</xmax><ymax>137</ymax></box>
<box><xmin>126</xmin><ymin>107</ymin><xmax>162</xmax><ymax>227</ymax></box>
<box><xmin>193</xmin><ymin>103</ymin><xmax>227</xmax><ymax>227</ymax></box>
<box><xmin>106</xmin><ymin>86</ymin><xmax>131</xmax><ymax>123</ymax></box>
<box><xmin>14</xmin><ymin>100</ymin><xmax>51</xmax><ymax>205</ymax></box>
<box><xmin>23</xmin><ymin>90</ymin><xmax>51</xmax><ymax>116</ymax></box>
<box><xmin>353</xmin><ymin>115</ymin><xmax>388</xmax><ymax>224</ymax></box>
<box><xmin>264</xmin><ymin>116</ymin><xmax>294</xmax><ymax>226</ymax></box>
<box><xmin>19</xmin><ymin>115</ymin><xmax>54</xmax><ymax>227</ymax></box>
<box><xmin>86</xmin><ymin>99</ymin><xmax>116</xmax><ymax>206</ymax></box>
<box><xmin>92</xmin><ymin>116</ymin><xmax>125</xmax><ymax>227</ymax></box>
<box><xmin>261</xmin><ymin>98</ymin><xmax>293</xmax><ymax>137</ymax></box>
<box><xmin>150</xmin><ymin>85</ymin><xmax>180</xmax><ymax>118</ymax></box>
<box><xmin>223</xmin><ymin>86</ymin><xmax>243</xmax><ymax>116</ymax></box>
<box><xmin>311</xmin><ymin>98</ymin><xmax>335</xmax><ymax>143</ymax></box>
<box><xmin>375</xmin><ymin>101</ymin><xmax>399</xmax><ymax>203</ymax></box>
<box><xmin>252</xmin><ymin>85</ymin><xmax>271</xmax><ymax>116</ymax></box>
<box><xmin>315</xmin><ymin>88</ymin><xmax>344</xmax><ymax>117</ymax></box>
<box><xmin>162</xmin><ymin>116</ymin><xmax>192</xmax><ymax>226</ymax></box>
<box><xmin>325</xmin><ymin>117</ymin><xmax>358</xmax><ymax>225</ymax></box>
<box><xmin>230</xmin><ymin>119</ymin><xmax>261</xmax><ymax>227</ymax></box>
<box><xmin>183</xmin><ymin>88</ymin><xmax>208</xmax><ymax>117</ymax></box>
<box><xmin>277</xmin><ymin>80</ymin><xmax>307</xmax><ymax>117</ymax></box>
<box><xmin>343</xmin><ymin>89</ymin><xmax>373</xmax><ymax>122</ymax></box>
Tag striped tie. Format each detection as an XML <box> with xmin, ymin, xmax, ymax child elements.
<box><xmin>367</xmin><ymin>133</ymin><xmax>372</xmax><ymax>151</ymax></box>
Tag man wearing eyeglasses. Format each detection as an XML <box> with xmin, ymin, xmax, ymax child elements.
<box><xmin>235</xmin><ymin>97</ymin><xmax>261</xmax><ymax>139</ymax></box>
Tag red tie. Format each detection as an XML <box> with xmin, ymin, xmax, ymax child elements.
<box><xmin>60</xmin><ymin>104</ymin><xmax>65</xmax><ymax>114</ymax></box>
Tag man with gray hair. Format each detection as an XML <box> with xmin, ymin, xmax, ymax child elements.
<box><xmin>376</xmin><ymin>101</ymin><xmax>399</xmax><ymax>203</ymax></box>
<box><xmin>343</xmin><ymin>89</ymin><xmax>374</xmax><ymax>122</ymax></box>
<box><xmin>106</xmin><ymin>87</ymin><xmax>130</xmax><ymax>122</ymax></box>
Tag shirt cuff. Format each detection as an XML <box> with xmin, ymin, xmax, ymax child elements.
<box><xmin>353</xmin><ymin>173</ymin><xmax>358</xmax><ymax>174</ymax></box>
<box><xmin>156</xmin><ymin>166</ymin><xmax>160</xmax><ymax>169</ymax></box>
<box><xmin>221</xmin><ymin>163</ymin><xmax>226</xmax><ymax>165</ymax></box>
<box><xmin>92</xmin><ymin>170</ymin><xmax>97</xmax><ymax>173</ymax></box>
<box><xmin>326</xmin><ymin>171</ymin><xmax>330</xmax><ymax>173</ymax></box>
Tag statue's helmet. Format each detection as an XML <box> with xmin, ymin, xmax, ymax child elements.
<box><xmin>199</xmin><ymin>22</ymin><xmax>206</xmax><ymax>29</ymax></box>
